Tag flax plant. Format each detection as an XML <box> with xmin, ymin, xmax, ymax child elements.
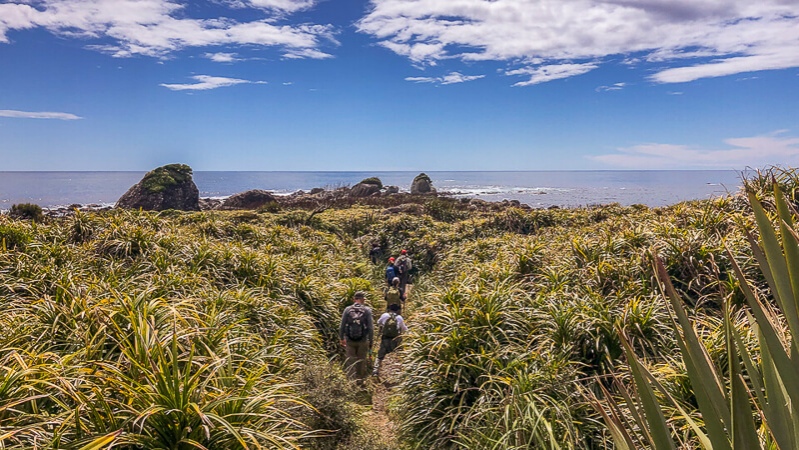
<box><xmin>599</xmin><ymin>182</ymin><xmax>799</xmax><ymax>449</ymax></box>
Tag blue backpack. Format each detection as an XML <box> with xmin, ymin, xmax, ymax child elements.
<box><xmin>385</xmin><ymin>265</ymin><xmax>397</xmax><ymax>283</ymax></box>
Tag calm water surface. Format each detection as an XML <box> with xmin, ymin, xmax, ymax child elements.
<box><xmin>0</xmin><ymin>170</ymin><xmax>744</xmax><ymax>210</ymax></box>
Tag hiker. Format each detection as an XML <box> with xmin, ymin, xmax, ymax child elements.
<box><xmin>369</xmin><ymin>242</ymin><xmax>383</xmax><ymax>265</ymax></box>
<box><xmin>385</xmin><ymin>257</ymin><xmax>398</xmax><ymax>286</ymax></box>
<box><xmin>339</xmin><ymin>291</ymin><xmax>374</xmax><ymax>380</ymax></box>
<box><xmin>384</xmin><ymin>277</ymin><xmax>405</xmax><ymax>314</ymax></box>
<box><xmin>395</xmin><ymin>249</ymin><xmax>413</xmax><ymax>293</ymax></box>
<box><xmin>373</xmin><ymin>303</ymin><xmax>408</xmax><ymax>377</ymax></box>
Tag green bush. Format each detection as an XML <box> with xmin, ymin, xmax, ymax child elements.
<box><xmin>0</xmin><ymin>223</ymin><xmax>32</xmax><ymax>249</ymax></box>
<box><xmin>9</xmin><ymin>203</ymin><xmax>44</xmax><ymax>222</ymax></box>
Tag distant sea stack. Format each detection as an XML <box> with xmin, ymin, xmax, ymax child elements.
<box><xmin>350</xmin><ymin>177</ymin><xmax>383</xmax><ymax>197</ymax></box>
<box><xmin>116</xmin><ymin>163</ymin><xmax>200</xmax><ymax>211</ymax></box>
<box><xmin>411</xmin><ymin>173</ymin><xmax>435</xmax><ymax>194</ymax></box>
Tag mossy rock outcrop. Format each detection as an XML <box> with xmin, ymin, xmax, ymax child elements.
<box><xmin>411</xmin><ymin>173</ymin><xmax>435</xmax><ymax>194</ymax></box>
<box><xmin>358</xmin><ymin>177</ymin><xmax>383</xmax><ymax>189</ymax></box>
<box><xmin>116</xmin><ymin>164</ymin><xmax>200</xmax><ymax>211</ymax></box>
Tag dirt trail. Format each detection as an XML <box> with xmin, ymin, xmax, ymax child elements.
<box><xmin>362</xmin><ymin>285</ymin><xmax>413</xmax><ymax>446</ymax></box>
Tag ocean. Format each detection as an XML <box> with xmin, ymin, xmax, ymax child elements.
<box><xmin>0</xmin><ymin>170</ymin><xmax>744</xmax><ymax>211</ymax></box>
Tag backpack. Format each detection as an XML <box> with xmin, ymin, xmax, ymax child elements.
<box><xmin>344</xmin><ymin>305</ymin><xmax>368</xmax><ymax>341</ymax></box>
<box><xmin>396</xmin><ymin>257</ymin><xmax>408</xmax><ymax>275</ymax></box>
<box><xmin>386</xmin><ymin>265</ymin><xmax>397</xmax><ymax>282</ymax></box>
<box><xmin>386</xmin><ymin>287</ymin><xmax>402</xmax><ymax>307</ymax></box>
<box><xmin>382</xmin><ymin>313</ymin><xmax>400</xmax><ymax>339</ymax></box>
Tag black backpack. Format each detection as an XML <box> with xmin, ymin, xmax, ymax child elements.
<box><xmin>345</xmin><ymin>305</ymin><xmax>368</xmax><ymax>341</ymax></box>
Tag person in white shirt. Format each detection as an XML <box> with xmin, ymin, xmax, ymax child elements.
<box><xmin>373</xmin><ymin>303</ymin><xmax>408</xmax><ymax>377</ymax></box>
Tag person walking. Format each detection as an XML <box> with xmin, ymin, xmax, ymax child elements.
<box><xmin>395</xmin><ymin>249</ymin><xmax>413</xmax><ymax>294</ymax></box>
<box><xmin>339</xmin><ymin>291</ymin><xmax>374</xmax><ymax>380</ymax></box>
<box><xmin>384</xmin><ymin>277</ymin><xmax>405</xmax><ymax>314</ymax></box>
<box><xmin>385</xmin><ymin>257</ymin><xmax>398</xmax><ymax>286</ymax></box>
<box><xmin>373</xmin><ymin>303</ymin><xmax>408</xmax><ymax>377</ymax></box>
<box><xmin>369</xmin><ymin>242</ymin><xmax>383</xmax><ymax>265</ymax></box>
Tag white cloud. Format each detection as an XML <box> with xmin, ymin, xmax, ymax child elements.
<box><xmin>591</xmin><ymin>132</ymin><xmax>799</xmax><ymax>169</ymax></box>
<box><xmin>204</xmin><ymin>52</ymin><xmax>240</xmax><ymax>63</ymax></box>
<box><xmin>239</xmin><ymin>0</ymin><xmax>316</xmax><ymax>14</ymax></box>
<box><xmin>358</xmin><ymin>0</ymin><xmax>799</xmax><ymax>84</ymax></box>
<box><xmin>0</xmin><ymin>109</ymin><xmax>82</xmax><ymax>120</ymax></box>
<box><xmin>0</xmin><ymin>0</ymin><xmax>335</xmax><ymax>59</ymax></box>
<box><xmin>405</xmin><ymin>71</ymin><xmax>485</xmax><ymax>85</ymax></box>
<box><xmin>160</xmin><ymin>75</ymin><xmax>266</xmax><ymax>91</ymax></box>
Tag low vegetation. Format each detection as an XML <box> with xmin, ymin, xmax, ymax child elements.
<box><xmin>2</xmin><ymin>167</ymin><xmax>799</xmax><ymax>448</ymax></box>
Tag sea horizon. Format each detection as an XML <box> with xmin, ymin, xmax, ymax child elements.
<box><xmin>0</xmin><ymin>169</ymin><xmax>746</xmax><ymax>211</ymax></box>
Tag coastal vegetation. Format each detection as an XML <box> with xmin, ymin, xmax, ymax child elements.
<box><xmin>2</xmin><ymin>168</ymin><xmax>799</xmax><ymax>448</ymax></box>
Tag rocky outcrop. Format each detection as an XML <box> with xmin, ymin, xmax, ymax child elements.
<box><xmin>385</xmin><ymin>185</ymin><xmax>400</xmax><ymax>194</ymax></box>
<box><xmin>350</xmin><ymin>183</ymin><xmax>381</xmax><ymax>198</ymax></box>
<box><xmin>410</xmin><ymin>173</ymin><xmax>435</xmax><ymax>195</ymax></box>
<box><xmin>116</xmin><ymin>164</ymin><xmax>200</xmax><ymax>211</ymax></box>
<box><xmin>221</xmin><ymin>189</ymin><xmax>277</xmax><ymax>210</ymax></box>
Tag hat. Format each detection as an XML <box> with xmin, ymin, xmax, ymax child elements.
<box><xmin>353</xmin><ymin>291</ymin><xmax>366</xmax><ymax>299</ymax></box>
<box><xmin>388</xmin><ymin>257</ymin><xmax>395</xmax><ymax>262</ymax></box>
<box><xmin>392</xmin><ymin>277</ymin><xmax>400</xmax><ymax>284</ymax></box>
<box><xmin>401</xmin><ymin>249</ymin><xmax>407</xmax><ymax>254</ymax></box>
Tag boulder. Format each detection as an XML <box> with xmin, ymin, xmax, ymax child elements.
<box><xmin>358</xmin><ymin>177</ymin><xmax>383</xmax><ymax>190</ymax></box>
<box><xmin>309</xmin><ymin>187</ymin><xmax>325</xmax><ymax>195</ymax></box>
<box><xmin>385</xmin><ymin>185</ymin><xmax>400</xmax><ymax>194</ymax></box>
<box><xmin>350</xmin><ymin>182</ymin><xmax>381</xmax><ymax>198</ymax></box>
<box><xmin>199</xmin><ymin>198</ymin><xmax>223</xmax><ymax>211</ymax></box>
<box><xmin>116</xmin><ymin>164</ymin><xmax>199</xmax><ymax>211</ymax></box>
<box><xmin>410</xmin><ymin>173</ymin><xmax>435</xmax><ymax>194</ymax></box>
<box><xmin>221</xmin><ymin>189</ymin><xmax>277</xmax><ymax>210</ymax></box>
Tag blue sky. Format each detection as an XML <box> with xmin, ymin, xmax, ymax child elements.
<box><xmin>0</xmin><ymin>0</ymin><xmax>798</xmax><ymax>171</ymax></box>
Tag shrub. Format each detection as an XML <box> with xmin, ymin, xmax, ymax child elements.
<box><xmin>0</xmin><ymin>223</ymin><xmax>32</xmax><ymax>249</ymax></box>
<box><xmin>9</xmin><ymin>203</ymin><xmax>44</xmax><ymax>222</ymax></box>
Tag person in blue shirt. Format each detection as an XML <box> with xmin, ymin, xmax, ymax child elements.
<box><xmin>385</xmin><ymin>257</ymin><xmax>398</xmax><ymax>286</ymax></box>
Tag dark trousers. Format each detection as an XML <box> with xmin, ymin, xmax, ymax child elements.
<box><xmin>377</xmin><ymin>336</ymin><xmax>401</xmax><ymax>360</ymax></box>
<box><xmin>344</xmin><ymin>339</ymin><xmax>371</xmax><ymax>379</ymax></box>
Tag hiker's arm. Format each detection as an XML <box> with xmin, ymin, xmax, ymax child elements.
<box><xmin>367</xmin><ymin>310</ymin><xmax>375</xmax><ymax>345</ymax></box>
<box><xmin>338</xmin><ymin>307</ymin><xmax>348</xmax><ymax>345</ymax></box>
<box><xmin>398</xmin><ymin>316</ymin><xmax>408</xmax><ymax>333</ymax></box>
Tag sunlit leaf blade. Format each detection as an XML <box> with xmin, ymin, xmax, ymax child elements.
<box><xmin>654</xmin><ymin>257</ymin><xmax>731</xmax><ymax>449</ymax></box>
<box><xmin>77</xmin><ymin>430</ymin><xmax>121</xmax><ymax>450</ymax></box>
<box><xmin>621</xmin><ymin>336</ymin><xmax>676</xmax><ymax>450</ymax></box>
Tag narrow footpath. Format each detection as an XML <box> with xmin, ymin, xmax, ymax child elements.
<box><xmin>362</xmin><ymin>285</ymin><xmax>414</xmax><ymax>447</ymax></box>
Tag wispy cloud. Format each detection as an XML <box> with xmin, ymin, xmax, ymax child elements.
<box><xmin>405</xmin><ymin>71</ymin><xmax>485</xmax><ymax>85</ymax></box>
<box><xmin>358</xmin><ymin>0</ymin><xmax>799</xmax><ymax>85</ymax></box>
<box><xmin>160</xmin><ymin>75</ymin><xmax>266</xmax><ymax>91</ymax></box>
<box><xmin>0</xmin><ymin>0</ymin><xmax>336</xmax><ymax>59</ymax></box>
<box><xmin>596</xmin><ymin>82</ymin><xmax>626</xmax><ymax>92</ymax></box>
<box><xmin>506</xmin><ymin>63</ymin><xmax>598</xmax><ymax>86</ymax></box>
<box><xmin>591</xmin><ymin>132</ymin><xmax>799</xmax><ymax>169</ymax></box>
<box><xmin>0</xmin><ymin>109</ymin><xmax>82</xmax><ymax>120</ymax></box>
